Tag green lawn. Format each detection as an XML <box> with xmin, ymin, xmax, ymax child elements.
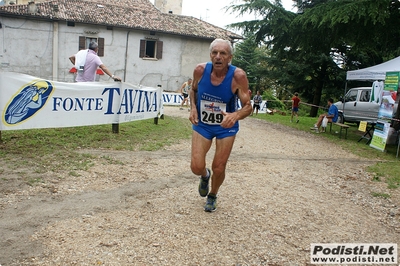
<box><xmin>0</xmin><ymin>111</ymin><xmax>398</xmax><ymax>190</ymax></box>
<box><xmin>0</xmin><ymin>117</ymin><xmax>192</xmax><ymax>174</ymax></box>
<box><xmin>251</xmin><ymin>112</ymin><xmax>400</xmax><ymax>189</ymax></box>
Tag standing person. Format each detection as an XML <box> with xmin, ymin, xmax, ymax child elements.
<box><xmin>291</xmin><ymin>92</ymin><xmax>301</xmax><ymax>123</ymax></box>
<box><xmin>312</xmin><ymin>98</ymin><xmax>338</xmax><ymax>133</ymax></box>
<box><xmin>180</xmin><ymin>78</ymin><xmax>192</xmax><ymax>111</ymax></box>
<box><xmin>251</xmin><ymin>90</ymin><xmax>262</xmax><ymax>116</ymax></box>
<box><xmin>69</xmin><ymin>41</ymin><xmax>121</xmax><ymax>82</ymax></box>
<box><xmin>189</xmin><ymin>38</ymin><xmax>252</xmax><ymax>212</ymax></box>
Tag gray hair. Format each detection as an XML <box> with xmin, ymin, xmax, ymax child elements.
<box><xmin>209</xmin><ymin>38</ymin><xmax>233</xmax><ymax>55</ymax></box>
<box><xmin>89</xmin><ymin>41</ymin><xmax>98</xmax><ymax>51</ymax></box>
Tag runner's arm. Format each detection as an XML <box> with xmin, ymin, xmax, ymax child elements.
<box><xmin>189</xmin><ymin>63</ymin><xmax>205</xmax><ymax>125</ymax></box>
<box><xmin>220</xmin><ymin>68</ymin><xmax>251</xmax><ymax>128</ymax></box>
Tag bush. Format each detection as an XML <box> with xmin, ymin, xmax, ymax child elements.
<box><xmin>262</xmin><ymin>91</ymin><xmax>285</xmax><ymax>110</ymax></box>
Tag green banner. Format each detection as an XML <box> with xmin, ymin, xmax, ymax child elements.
<box><xmin>370</xmin><ymin>120</ymin><xmax>390</xmax><ymax>152</ymax></box>
<box><xmin>384</xmin><ymin>72</ymin><xmax>400</xmax><ymax>91</ymax></box>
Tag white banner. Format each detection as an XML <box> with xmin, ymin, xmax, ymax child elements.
<box><xmin>251</xmin><ymin>100</ymin><xmax>269</xmax><ymax>113</ymax></box>
<box><xmin>0</xmin><ymin>72</ymin><xmax>163</xmax><ymax>130</ymax></box>
<box><xmin>162</xmin><ymin>92</ymin><xmax>269</xmax><ymax>113</ymax></box>
<box><xmin>163</xmin><ymin>92</ymin><xmax>186</xmax><ymax>106</ymax></box>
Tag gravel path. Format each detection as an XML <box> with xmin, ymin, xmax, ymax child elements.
<box><xmin>1</xmin><ymin>106</ymin><xmax>399</xmax><ymax>265</ymax></box>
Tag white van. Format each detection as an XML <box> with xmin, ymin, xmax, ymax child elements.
<box><xmin>334</xmin><ymin>87</ymin><xmax>397</xmax><ymax>124</ymax></box>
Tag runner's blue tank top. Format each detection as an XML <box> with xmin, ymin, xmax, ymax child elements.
<box><xmin>197</xmin><ymin>62</ymin><xmax>238</xmax><ymax>127</ymax></box>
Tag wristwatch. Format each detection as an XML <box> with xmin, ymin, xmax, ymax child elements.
<box><xmin>111</xmin><ymin>75</ymin><xmax>115</xmax><ymax>79</ymax></box>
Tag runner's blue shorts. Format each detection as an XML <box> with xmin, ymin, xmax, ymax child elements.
<box><xmin>193</xmin><ymin>123</ymin><xmax>238</xmax><ymax>140</ymax></box>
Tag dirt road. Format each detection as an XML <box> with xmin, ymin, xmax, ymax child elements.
<box><xmin>1</xmin><ymin>106</ymin><xmax>399</xmax><ymax>265</ymax></box>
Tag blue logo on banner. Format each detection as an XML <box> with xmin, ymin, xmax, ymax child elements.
<box><xmin>4</xmin><ymin>80</ymin><xmax>54</xmax><ymax>125</ymax></box>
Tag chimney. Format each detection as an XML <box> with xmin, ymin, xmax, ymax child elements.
<box><xmin>28</xmin><ymin>1</ymin><xmax>38</xmax><ymax>14</ymax></box>
<box><xmin>154</xmin><ymin>0</ymin><xmax>182</xmax><ymax>15</ymax></box>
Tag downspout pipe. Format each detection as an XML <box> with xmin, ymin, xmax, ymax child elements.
<box><xmin>52</xmin><ymin>21</ymin><xmax>59</xmax><ymax>81</ymax></box>
<box><xmin>123</xmin><ymin>31</ymin><xmax>131</xmax><ymax>82</ymax></box>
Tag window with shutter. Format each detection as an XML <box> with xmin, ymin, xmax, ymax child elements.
<box><xmin>77</xmin><ymin>37</ymin><xmax>105</xmax><ymax>57</ymax></box>
<box><xmin>79</xmin><ymin>36</ymin><xmax>85</xmax><ymax>51</ymax></box>
<box><xmin>139</xmin><ymin>40</ymin><xmax>146</xmax><ymax>58</ymax></box>
<box><xmin>139</xmin><ymin>39</ymin><xmax>163</xmax><ymax>60</ymax></box>
<box><xmin>156</xmin><ymin>40</ymin><xmax>163</xmax><ymax>59</ymax></box>
<box><xmin>97</xmin><ymin>38</ymin><xmax>104</xmax><ymax>57</ymax></box>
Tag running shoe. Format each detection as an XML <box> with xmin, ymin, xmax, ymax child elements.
<box><xmin>204</xmin><ymin>194</ymin><xmax>217</xmax><ymax>212</ymax></box>
<box><xmin>198</xmin><ymin>168</ymin><xmax>210</xmax><ymax>197</ymax></box>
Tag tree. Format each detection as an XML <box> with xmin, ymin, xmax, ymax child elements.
<box><xmin>232</xmin><ymin>34</ymin><xmax>275</xmax><ymax>94</ymax></box>
<box><xmin>231</xmin><ymin>34</ymin><xmax>260</xmax><ymax>92</ymax></box>
<box><xmin>227</xmin><ymin>0</ymin><xmax>400</xmax><ymax>117</ymax></box>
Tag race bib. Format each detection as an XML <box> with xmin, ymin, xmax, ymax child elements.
<box><xmin>200</xmin><ymin>100</ymin><xmax>226</xmax><ymax>125</ymax></box>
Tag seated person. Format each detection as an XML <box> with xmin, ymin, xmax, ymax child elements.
<box><xmin>312</xmin><ymin>98</ymin><xmax>338</xmax><ymax>133</ymax></box>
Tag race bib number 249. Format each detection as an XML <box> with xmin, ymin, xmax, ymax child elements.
<box><xmin>200</xmin><ymin>100</ymin><xmax>226</xmax><ymax>125</ymax></box>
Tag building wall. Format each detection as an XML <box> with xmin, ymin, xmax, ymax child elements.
<box><xmin>0</xmin><ymin>18</ymin><xmax>53</xmax><ymax>79</ymax></box>
<box><xmin>178</xmin><ymin>37</ymin><xmax>210</xmax><ymax>87</ymax></box>
<box><xmin>0</xmin><ymin>16</ymin><xmax>211</xmax><ymax>91</ymax></box>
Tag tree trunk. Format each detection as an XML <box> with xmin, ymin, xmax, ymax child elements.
<box><xmin>310</xmin><ymin>88</ymin><xmax>322</xmax><ymax>117</ymax></box>
<box><xmin>309</xmin><ymin>63</ymin><xmax>327</xmax><ymax>117</ymax></box>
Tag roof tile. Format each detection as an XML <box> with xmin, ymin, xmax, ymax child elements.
<box><xmin>0</xmin><ymin>0</ymin><xmax>242</xmax><ymax>40</ymax></box>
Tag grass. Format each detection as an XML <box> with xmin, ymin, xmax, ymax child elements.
<box><xmin>251</xmin><ymin>112</ymin><xmax>400</xmax><ymax>189</ymax></box>
<box><xmin>371</xmin><ymin>192</ymin><xmax>391</xmax><ymax>199</ymax></box>
<box><xmin>27</xmin><ymin>177</ymin><xmax>44</xmax><ymax>186</ymax></box>
<box><xmin>368</xmin><ymin>162</ymin><xmax>400</xmax><ymax>189</ymax></box>
<box><xmin>0</xmin><ymin>115</ymin><xmax>192</xmax><ymax>176</ymax></box>
<box><xmin>1</xmin><ymin>108</ymin><xmax>398</xmax><ymax>190</ymax></box>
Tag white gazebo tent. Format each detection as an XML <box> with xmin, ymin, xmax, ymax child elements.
<box><xmin>347</xmin><ymin>56</ymin><xmax>400</xmax><ymax>81</ymax></box>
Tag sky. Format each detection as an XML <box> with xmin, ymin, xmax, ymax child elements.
<box><xmin>150</xmin><ymin>0</ymin><xmax>296</xmax><ymax>30</ymax></box>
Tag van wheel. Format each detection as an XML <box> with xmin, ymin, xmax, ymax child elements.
<box><xmin>337</xmin><ymin>113</ymin><xmax>344</xmax><ymax>123</ymax></box>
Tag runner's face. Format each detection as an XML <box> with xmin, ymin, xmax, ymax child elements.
<box><xmin>210</xmin><ymin>42</ymin><xmax>232</xmax><ymax>70</ymax></box>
